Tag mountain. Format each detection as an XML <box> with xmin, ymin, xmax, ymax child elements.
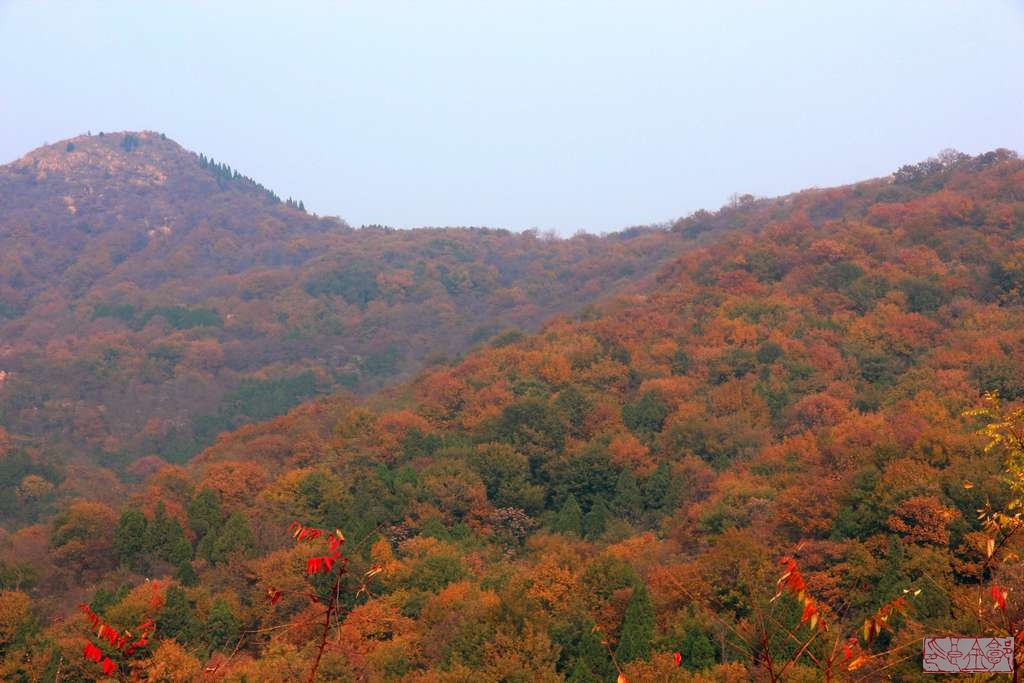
<box><xmin>2</xmin><ymin>146</ymin><xmax>1021</xmax><ymax>681</ymax></box>
<box><xmin>0</xmin><ymin>131</ymin><xmax>742</xmax><ymax>470</ymax></box>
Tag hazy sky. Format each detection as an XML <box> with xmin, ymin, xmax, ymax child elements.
<box><xmin>1</xmin><ymin>2</ymin><xmax>1022</xmax><ymax>234</ymax></box>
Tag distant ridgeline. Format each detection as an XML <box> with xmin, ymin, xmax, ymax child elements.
<box><xmin>197</xmin><ymin>152</ymin><xmax>306</xmax><ymax>212</ymax></box>
<box><xmin>1</xmin><ymin>130</ymin><xmax>724</xmax><ymax>472</ymax></box>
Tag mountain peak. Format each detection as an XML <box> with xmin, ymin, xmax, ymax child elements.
<box><xmin>10</xmin><ymin>130</ymin><xmax>191</xmax><ymax>184</ymax></box>
<box><xmin>3</xmin><ymin>130</ymin><xmax>306</xmax><ymax>216</ymax></box>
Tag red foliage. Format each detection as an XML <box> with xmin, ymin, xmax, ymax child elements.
<box><xmin>78</xmin><ymin>602</ymin><xmax>156</xmax><ymax>675</ymax></box>
<box><xmin>83</xmin><ymin>642</ymin><xmax>102</xmax><ymax>662</ymax></box>
<box><xmin>992</xmin><ymin>585</ymin><xmax>1008</xmax><ymax>612</ymax></box>
<box><xmin>101</xmin><ymin>657</ymin><xmax>117</xmax><ymax>675</ymax></box>
<box><xmin>774</xmin><ymin>556</ymin><xmax>824</xmax><ymax>632</ymax></box>
<box><xmin>776</xmin><ymin>557</ymin><xmax>807</xmax><ymax>597</ymax></box>
<box><xmin>306</xmin><ymin>554</ymin><xmax>341</xmax><ymax>576</ymax></box>
<box><xmin>286</xmin><ymin>522</ymin><xmax>348</xmax><ymax>577</ymax></box>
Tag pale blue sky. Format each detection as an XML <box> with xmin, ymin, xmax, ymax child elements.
<box><xmin>1</xmin><ymin>1</ymin><xmax>1022</xmax><ymax>233</ymax></box>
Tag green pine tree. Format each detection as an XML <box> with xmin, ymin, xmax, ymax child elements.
<box><xmin>612</xmin><ymin>470</ymin><xmax>642</xmax><ymax>521</ymax></box>
<box><xmin>621</xmin><ymin>391</ymin><xmax>669</xmax><ymax>436</ymax></box>
<box><xmin>566</xmin><ymin>658</ymin><xmax>598</xmax><ymax>683</ymax></box>
<box><xmin>186</xmin><ymin>488</ymin><xmax>223</xmax><ymax>541</ymax></box>
<box><xmin>615</xmin><ymin>584</ymin><xmax>655</xmax><ymax>663</ymax></box>
<box><xmin>643</xmin><ymin>461</ymin><xmax>679</xmax><ymax>515</ymax></box>
<box><xmin>202</xmin><ymin>598</ymin><xmax>239</xmax><ymax>653</ymax></box>
<box><xmin>160</xmin><ymin>586</ymin><xmax>197</xmax><ymax>642</ymax></box>
<box><xmin>196</xmin><ymin>530</ymin><xmax>216</xmax><ymax>563</ymax></box>
<box><xmin>584</xmin><ymin>498</ymin><xmax>610</xmax><ymax>539</ymax></box>
<box><xmin>577</xmin><ymin>627</ymin><xmax>614</xmax><ymax>680</ymax></box>
<box><xmin>175</xmin><ymin>560</ymin><xmax>198</xmax><ymax>587</ymax></box>
<box><xmin>144</xmin><ymin>503</ymin><xmax>171</xmax><ymax>555</ymax></box>
<box><xmin>113</xmin><ymin>508</ymin><xmax>148</xmax><ymax>572</ymax></box>
<box><xmin>874</xmin><ymin>535</ymin><xmax>908</xmax><ymax>605</ymax></box>
<box><xmin>145</xmin><ymin>503</ymin><xmax>191</xmax><ymax>565</ymax></box>
<box><xmin>678</xmin><ymin>623</ymin><xmax>716</xmax><ymax>671</ymax></box>
<box><xmin>167</xmin><ymin>534</ymin><xmax>193</xmax><ymax>565</ymax></box>
<box><xmin>90</xmin><ymin>585</ymin><xmax>128</xmax><ymax>614</ymax></box>
<box><xmin>554</xmin><ymin>494</ymin><xmax>583</xmax><ymax>536</ymax></box>
<box><xmin>207</xmin><ymin>512</ymin><xmax>255</xmax><ymax>565</ymax></box>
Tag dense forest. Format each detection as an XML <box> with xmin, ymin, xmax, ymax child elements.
<box><xmin>1</xmin><ymin>139</ymin><xmax>1023</xmax><ymax>681</ymax></box>
<box><xmin>0</xmin><ymin>131</ymin><xmax>751</xmax><ymax>471</ymax></box>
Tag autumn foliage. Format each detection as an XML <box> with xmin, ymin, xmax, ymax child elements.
<box><xmin>1</xmin><ymin>145</ymin><xmax>1023</xmax><ymax>680</ymax></box>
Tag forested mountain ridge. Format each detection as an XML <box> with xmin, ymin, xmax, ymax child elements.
<box><xmin>0</xmin><ymin>131</ymin><xmax>738</xmax><ymax>472</ymax></box>
<box><xmin>2</xmin><ymin>147</ymin><xmax>1022</xmax><ymax>681</ymax></box>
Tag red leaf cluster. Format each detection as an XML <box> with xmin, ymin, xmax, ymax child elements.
<box><xmin>78</xmin><ymin>603</ymin><xmax>154</xmax><ymax>674</ymax></box>
<box><xmin>102</xmin><ymin>657</ymin><xmax>117</xmax><ymax>675</ymax></box>
<box><xmin>306</xmin><ymin>553</ymin><xmax>341</xmax><ymax>575</ymax></box>
<box><xmin>289</xmin><ymin>521</ymin><xmax>324</xmax><ymax>542</ymax></box>
<box><xmin>289</xmin><ymin>522</ymin><xmax>347</xmax><ymax>576</ymax></box>
<box><xmin>992</xmin><ymin>585</ymin><xmax>1008</xmax><ymax>612</ymax></box>
<box><xmin>83</xmin><ymin>642</ymin><xmax>102</xmax><ymax>662</ymax></box>
<box><xmin>776</xmin><ymin>557</ymin><xmax>807</xmax><ymax>597</ymax></box>
<box><xmin>774</xmin><ymin>556</ymin><xmax>824</xmax><ymax>631</ymax></box>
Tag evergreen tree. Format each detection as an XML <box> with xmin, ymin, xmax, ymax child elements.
<box><xmin>678</xmin><ymin>623</ymin><xmax>716</xmax><ymax>671</ymax></box>
<box><xmin>175</xmin><ymin>560</ymin><xmax>198</xmax><ymax>587</ymax></box>
<box><xmin>186</xmin><ymin>488</ymin><xmax>223</xmax><ymax>542</ymax></box>
<box><xmin>615</xmin><ymin>584</ymin><xmax>655</xmax><ymax>663</ymax></box>
<box><xmin>90</xmin><ymin>585</ymin><xmax>128</xmax><ymax>615</ymax></box>
<box><xmin>554</xmin><ymin>494</ymin><xmax>583</xmax><ymax>536</ymax></box>
<box><xmin>550</xmin><ymin>444</ymin><xmax>618</xmax><ymax>511</ymax></box>
<box><xmin>583</xmin><ymin>498</ymin><xmax>610</xmax><ymax>539</ymax></box>
<box><xmin>202</xmin><ymin>598</ymin><xmax>239</xmax><ymax>653</ymax></box>
<box><xmin>643</xmin><ymin>461</ymin><xmax>679</xmax><ymax>515</ymax></box>
<box><xmin>113</xmin><ymin>508</ymin><xmax>148</xmax><ymax>572</ymax></box>
<box><xmin>167</xmin><ymin>534</ymin><xmax>193</xmax><ymax>566</ymax></box>
<box><xmin>874</xmin><ymin>535</ymin><xmax>908</xmax><ymax>605</ymax></box>
<box><xmin>577</xmin><ymin>627</ymin><xmax>614</xmax><ymax>680</ymax></box>
<box><xmin>207</xmin><ymin>512</ymin><xmax>255</xmax><ymax>565</ymax></box>
<box><xmin>554</xmin><ymin>385</ymin><xmax>591</xmax><ymax>435</ymax></box>
<box><xmin>621</xmin><ymin>391</ymin><xmax>669</xmax><ymax>436</ymax></box>
<box><xmin>144</xmin><ymin>502</ymin><xmax>170</xmax><ymax>555</ymax></box>
<box><xmin>611</xmin><ymin>470</ymin><xmax>642</xmax><ymax>522</ymax></box>
<box><xmin>160</xmin><ymin>586</ymin><xmax>197</xmax><ymax>642</ymax></box>
<box><xmin>145</xmin><ymin>503</ymin><xmax>191</xmax><ymax>565</ymax></box>
<box><xmin>567</xmin><ymin>658</ymin><xmax>598</xmax><ymax>683</ymax></box>
<box><xmin>196</xmin><ymin>531</ymin><xmax>216</xmax><ymax>563</ymax></box>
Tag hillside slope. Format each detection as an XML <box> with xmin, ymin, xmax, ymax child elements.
<box><xmin>2</xmin><ymin>148</ymin><xmax>1022</xmax><ymax>681</ymax></box>
<box><xmin>0</xmin><ymin>131</ymin><xmax>741</xmax><ymax>469</ymax></box>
